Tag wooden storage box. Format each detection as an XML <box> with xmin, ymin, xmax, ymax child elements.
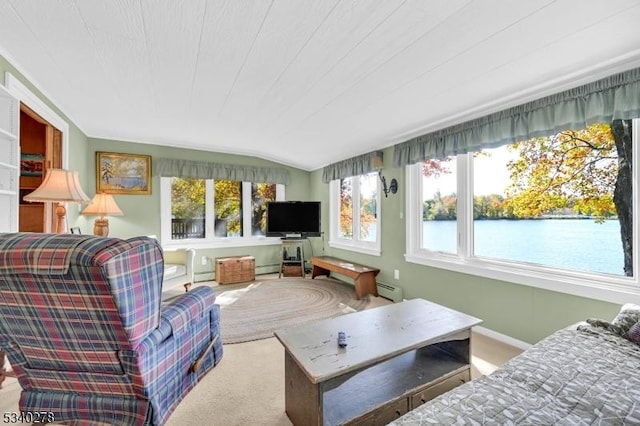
<box><xmin>216</xmin><ymin>255</ymin><xmax>255</xmax><ymax>284</ymax></box>
<box><xmin>282</xmin><ymin>263</ymin><xmax>303</xmax><ymax>277</ymax></box>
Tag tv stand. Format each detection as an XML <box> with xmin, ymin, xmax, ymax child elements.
<box><xmin>279</xmin><ymin>239</ymin><xmax>306</xmax><ymax>278</ymax></box>
<box><xmin>283</xmin><ymin>233</ymin><xmax>303</xmax><ymax>240</ymax></box>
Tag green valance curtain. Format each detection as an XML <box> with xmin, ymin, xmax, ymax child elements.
<box><xmin>155</xmin><ymin>158</ymin><xmax>291</xmax><ymax>185</ymax></box>
<box><xmin>322</xmin><ymin>151</ymin><xmax>383</xmax><ymax>183</ymax></box>
<box><xmin>393</xmin><ymin>66</ymin><xmax>640</xmax><ymax>167</ymax></box>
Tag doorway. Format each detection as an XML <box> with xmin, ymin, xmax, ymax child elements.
<box><xmin>19</xmin><ymin>104</ymin><xmax>62</xmax><ymax>232</ymax></box>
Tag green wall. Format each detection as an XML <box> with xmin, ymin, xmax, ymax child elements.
<box><xmin>1</xmin><ymin>53</ymin><xmax>621</xmax><ymax>345</ymax></box>
<box><xmin>80</xmin><ymin>137</ymin><xmax>313</xmax><ymax>278</ymax></box>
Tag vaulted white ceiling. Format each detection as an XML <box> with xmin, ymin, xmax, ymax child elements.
<box><xmin>1</xmin><ymin>0</ymin><xmax>640</xmax><ymax>171</ymax></box>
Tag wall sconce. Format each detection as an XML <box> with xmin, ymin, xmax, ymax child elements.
<box><xmin>372</xmin><ymin>151</ymin><xmax>397</xmax><ymax>197</ymax></box>
<box><xmin>378</xmin><ymin>172</ymin><xmax>398</xmax><ymax>197</ymax></box>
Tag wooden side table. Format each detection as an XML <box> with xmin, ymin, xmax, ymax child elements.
<box><xmin>279</xmin><ymin>239</ymin><xmax>306</xmax><ymax>278</ymax></box>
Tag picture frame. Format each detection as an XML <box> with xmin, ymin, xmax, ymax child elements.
<box><xmin>70</xmin><ymin>226</ymin><xmax>81</xmax><ymax>234</ymax></box>
<box><xmin>96</xmin><ymin>151</ymin><xmax>151</xmax><ymax>195</ymax></box>
<box><xmin>20</xmin><ymin>153</ymin><xmax>45</xmax><ymax>177</ymax></box>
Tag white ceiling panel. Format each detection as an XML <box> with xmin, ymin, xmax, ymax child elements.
<box><xmin>0</xmin><ymin>0</ymin><xmax>639</xmax><ymax>170</ymax></box>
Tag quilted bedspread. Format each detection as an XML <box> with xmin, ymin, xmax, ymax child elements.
<box><xmin>390</xmin><ymin>325</ymin><xmax>640</xmax><ymax>425</ymax></box>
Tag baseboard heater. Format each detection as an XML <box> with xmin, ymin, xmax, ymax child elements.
<box><xmin>376</xmin><ymin>282</ymin><xmax>403</xmax><ymax>303</ymax></box>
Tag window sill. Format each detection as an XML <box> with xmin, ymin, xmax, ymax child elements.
<box><xmin>162</xmin><ymin>237</ymin><xmax>282</xmax><ymax>250</ymax></box>
<box><xmin>328</xmin><ymin>240</ymin><xmax>381</xmax><ymax>257</ymax></box>
<box><xmin>405</xmin><ymin>252</ymin><xmax>640</xmax><ymax>305</ymax></box>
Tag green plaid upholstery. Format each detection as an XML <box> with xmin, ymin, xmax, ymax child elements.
<box><xmin>0</xmin><ymin>233</ymin><xmax>223</xmax><ymax>425</ymax></box>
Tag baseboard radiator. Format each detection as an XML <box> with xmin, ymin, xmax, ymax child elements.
<box><xmin>376</xmin><ymin>282</ymin><xmax>403</xmax><ymax>303</ymax></box>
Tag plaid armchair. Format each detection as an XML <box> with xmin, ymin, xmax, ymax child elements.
<box><xmin>0</xmin><ymin>233</ymin><xmax>223</xmax><ymax>425</ymax></box>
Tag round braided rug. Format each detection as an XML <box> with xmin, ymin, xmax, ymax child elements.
<box><xmin>216</xmin><ymin>277</ymin><xmax>370</xmax><ymax>344</ymax></box>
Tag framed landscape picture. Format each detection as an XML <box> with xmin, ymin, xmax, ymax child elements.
<box><xmin>96</xmin><ymin>151</ymin><xmax>151</xmax><ymax>195</ymax></box>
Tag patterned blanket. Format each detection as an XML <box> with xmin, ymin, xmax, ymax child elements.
<box><xmin>390</xmin><ymin>325</ymin><xmax>640</xmax><ymax>425</ymax></box>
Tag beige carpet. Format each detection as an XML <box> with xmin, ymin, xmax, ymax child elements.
<box><xmin>217</xmin><ymin>277</ymin><xmax>370</xmax><ymax>343</ymax></box>
<box><xmin>165</xmin><ymin>329</ymin><xmax>522</xmax><ymax>425</ymax></box>
<box><xmin>166</xmin><ymin>284</ymin><xmax>392</xmax><ymax>426</ymax></box>
<box><xmin>0</xmin><ymin>278</ymin><xmax>523</xmax><ymax>425</ymax></box>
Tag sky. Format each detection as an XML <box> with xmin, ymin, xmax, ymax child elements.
<box><xmin>424</xmin><ymin>145</ymin><xmax>518</xmax><ymax>197</ymax></box>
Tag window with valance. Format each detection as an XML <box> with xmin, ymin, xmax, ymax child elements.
<box><xmin>397</xmin><ymin>67</ymin><xmax>640</xmax><ymax>303</ymax></box>
<box><xmin>157</xmin><ymin>158</ymin><xmax>288</xmax><ymax>246</ymax></box>
<box><xmin>322</xmin><ymin>151</ymin><xmax>383</xmax><ymax>255</ymax></box>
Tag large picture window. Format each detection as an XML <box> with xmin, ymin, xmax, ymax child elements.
<box><xmin>330</xmin><ymin>172</ymin><xmax>381</xmax><ymax>255</ymax></box>
<box><xmin>161</xmin><ymin>177</ymin><xmax>283</xmax><ymax>246</ymax></box>
<box><xmin>406</xmin><ymin>119</ymin><xmax>638</xmax><ymax>302</ymax></box>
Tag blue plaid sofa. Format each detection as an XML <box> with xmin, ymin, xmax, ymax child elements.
<box><xmin>0</xmin><ymin>233</ymin><xmax>223</xmax><ymax>425</ymax></box>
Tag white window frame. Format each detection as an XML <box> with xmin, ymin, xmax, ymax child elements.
<box><xmin>405</xmin><ymin>119</ymin><xmax>640</xmax><ymax>305</ymax></box>
<box><xmin>329</xmin><ymin>173</ymin><xmax>382</xmax><ymax>256</ymax></box>
<box><xmin>161</xmin><ymin>177</ymin><xmax>284</xmax><ymax>248</ymax></box>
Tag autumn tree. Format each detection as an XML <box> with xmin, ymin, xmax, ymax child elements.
<box><xmin>339</xmin><ymin>178</ymin><xmax>353</xmax><ymax>237</ymax></box>
<box><xmin>170</xmin><ymin>178</ymin><xmax>206</xmax><ymax>238</ymax></box>
<box><xmin>214</xmin><ymin>180</ymin><xmax>242</xmax><ymax>236</ymax></box>
<box><xmin>339</xmin><ymin>176</ymin><xmax>377</xmax><ymax>239</ymax></box>
<box><xmin>252</xmin><ymin>183</ymin><xmax>276</xmax><ymax>235</ymax></box>
<box><xmin>422</xmin><ymin>159</ymin><xmax>451</xmax><ymax>179</ymax></box>
<box><xmin>611</xmin><ymin>120</ymin><xmax>633</xmax><ymax>276</ymax></box>
<box><xmin>171</xmin><ymin>178</ymin><xmax>251</xmax><ymax>238</ymax></box>
<box><xmin>171</xmin><ymin>178</ymin><xmax>205</xmax><ymax>219</ymax></box>
<box><xmin>505</xmin><ymin>120</ymin><xmax>633</xmax><ymax>275</ymax></box>
<box><xmin>474</xmin><ymin>194</ymin><xmax>515</xmax><ymax>219</ymax></box>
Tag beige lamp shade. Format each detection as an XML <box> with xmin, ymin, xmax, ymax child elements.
<box><xmin>372</xmin><ymin>151</ymin><xmax>384</xmax><ymax>171</ymax></box>
<box><xmin>82</xmin><ymin>193</ymin><xmax>123</xmax><ymax>236</ymax></box>
<box><xmin>82</xmin><ymin>193</ymin><xmax>124</xmax><ymax>217</ymax></box>
<box><xmin>23</xmin><ymin>169</ymin><xmax>91</xmax><ymax>233</ymax></box>
<box><xmin>24</xmin><ymin>169</ymin><xmax>91</xmax><ymax>204</ymax></box>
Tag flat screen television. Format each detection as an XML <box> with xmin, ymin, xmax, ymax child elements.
<box><xmin>266</xmin><ymin>201</ymin><xmax>321</xmax><ymax>238</ymax></box>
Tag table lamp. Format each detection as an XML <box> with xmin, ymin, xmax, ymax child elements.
<box><xmin>81</xmin><ymin>193</ymin><xmax>123</xmax><ymax>236</ymax></box>
<box><xmin>23</xmin><ymin>168</ymin><xmax>91</xmax><ymax>233</ymax></box>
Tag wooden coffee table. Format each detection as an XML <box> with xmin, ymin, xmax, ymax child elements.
<box><xmin>274</xmin><ymin>299</ymin><xmax>482</xmax><ymax>425</ymax></box>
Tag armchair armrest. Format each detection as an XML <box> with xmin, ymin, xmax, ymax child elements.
<box><xmin>162</xmin><ymin>286</ymin><xmax>215</xmax><ymax>334</ymax></box>
<box><xmin>163</xmin><ymin>248</ymin><xmax>196</xmax><ymax>292</ymax></box>
<box><xmin>137</xmin><ymin>286</ymin><xmax>216</xmax><ymax>353</ymax></box>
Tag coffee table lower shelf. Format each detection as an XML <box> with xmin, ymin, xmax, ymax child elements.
<box><xmin>284</xmin><ymin>340</ymin><xmax>471</xmax><ymax>426</ymax></box>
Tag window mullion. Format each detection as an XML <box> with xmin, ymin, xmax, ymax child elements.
<box><xmin>330</xmin><ymin>180</ymin><xmax>339</xmax><ymax>242</ymax></box>
<box><xmin>276</xmin><ymin>184</ymin><xmax>285</xmax><ymax>201</ymax></box>
<box><xmin>457</xmin><ymin>154</ymin><xmax>473</xmax><ymax>259</ymax></box>
<box><xmin>407</xmin><ymin>163</ymin><xmax>423</xmax><ymax>254</ymax></box>
<box><xmin>205</xmin><ymin>179</ymin><xmax>215</xmax><ymax>240</ymax></box>
<box><xmin>466</xmin><ymin>154</ymin><xmax>475</xmax><ymax>260</ymax></box>
<box><xmin>160</xmin><ymin>177</ymin><xmax>171</xmax><ymax>244</ymax></box>
<box><xmin>242</xmin><ymin>182</ymin><xmax>251</xmax><ymax>237</ymax></box>
<box><xmin>352</xmin><ymin>178</ymin><xmax>361</xmax><ymax>243</ymax></box>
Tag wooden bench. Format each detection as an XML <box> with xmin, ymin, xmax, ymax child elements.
<box><xmin>310</xmin><ymin>256</ymin><xmax>380</xmax><ymax>300</ymax></box>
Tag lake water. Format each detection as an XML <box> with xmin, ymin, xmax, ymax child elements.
<box><xmin>422</xmin><ymin>219</ymin><xmax>626</xmax><ymax>276</ymax></box>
